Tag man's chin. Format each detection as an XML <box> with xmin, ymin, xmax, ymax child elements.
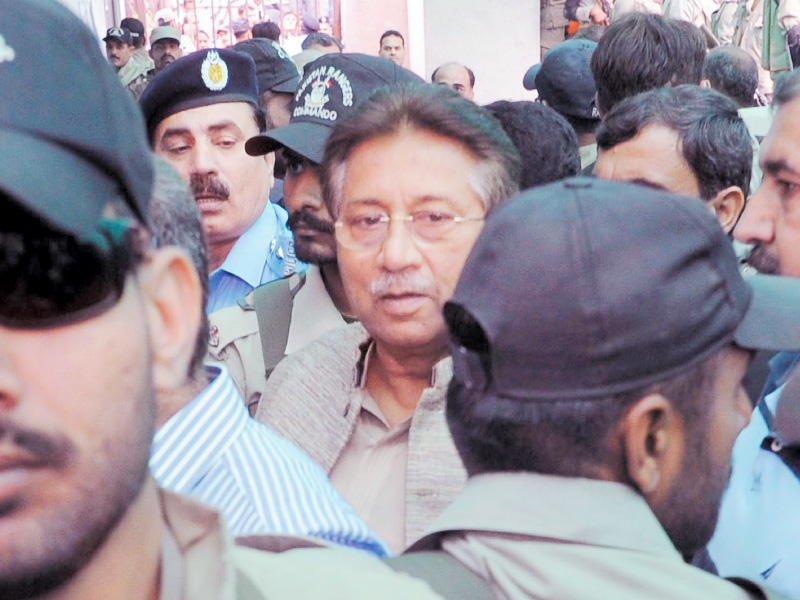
<box><xmin>295</xmin><ymin>243</ymin><xmax>336</xmax><ymax>265</ymax></box>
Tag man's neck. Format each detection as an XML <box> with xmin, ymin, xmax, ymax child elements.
<box><xmin>207</xmin><ymin>239</ymin><xmax>237</xmax><ymax>272</ymax></box>
<box><xmin>43</xmin><ymin>478</ymin><xmax>163</xmax><ymax>600</ymax></box>
<box><xmin>578</xmin><ymin>132</ymin><xmax>596</xmax><ymax>147</ymax></box>
<box><xmin>156</xmin><ymin>371</ymin><xmax>210</xmax><ymax>428</ymax></box>
<box><xmin>319</xmin><ymin>263</ymin><xmax>353</xmax><ymax>317</ymax></box>
<box><xmin>365</xmin><ymin>339</ymin><xmax>448</xmax><ymax>427</ymax></box>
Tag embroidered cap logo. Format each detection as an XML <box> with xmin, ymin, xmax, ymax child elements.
<box><xmin>201</xmin><ymin>50</ymin><xmax>229</xmax><ymax>91</ymax></box>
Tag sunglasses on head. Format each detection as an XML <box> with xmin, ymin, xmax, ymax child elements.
<box><xmin>0</xmin><ymin>217</ymin><xmax>140</xmax><ymax>330</ymax></box>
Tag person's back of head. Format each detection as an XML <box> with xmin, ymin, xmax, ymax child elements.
<box><xmin>668</xmin><ymin>19</ymin><xmax>707</xmax><ymax>85</ymax></box>
<box><xmin>252</xmin><ymin>21</ymin><xmax>281</xmax><ymax>42</ymax></box>
<box><xmin>444</xmin><ymin>176</ymin><xmax>800</xmax><ymax>560</ymax></box>
<box><xmin>121</xmin><ymin>16</ymin><xmax>146</xmax><ymax>48</ymax></box>
<box><xmin>302</xmin><ymin>31</ymin><xmax>344</xmax><ymax>52</ymax></box>
<box><xmin>591</xmin><ymin>13</ymin><xmax>705</xmax><ymax>114</ymax></box>
<box><xmin>595</xmin><ymin>85</ymin><xmax>752</xmax><ymax>201</ymax></box>
<box><xmin>485</xmin><ymin>100</ymin><xmax>579</xmax><ymax>189</ymax></box>
<box><xmin>703</xmin><ymin>46</ymin><xmax>759</xmax><ymax>108</ymax></box>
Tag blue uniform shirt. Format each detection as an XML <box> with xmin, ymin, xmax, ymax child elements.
<box><xmin>709</xmin><ymin>353</ymin><xmax>800</xmax><ymax>597</ymax></box>
<box><xmin>207</xmin><ymin>202</ymin><xmax>306</xmax><ymax>313</ymax></box>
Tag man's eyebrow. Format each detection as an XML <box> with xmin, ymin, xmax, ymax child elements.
<box><xmin>627</xmin><ymin>178</ymin><xmax>669</xmax><ymax>192</ymax></box>
<box><xmin>206</xmin><ymin>120</ymin><xmax>245</xmax><ymax>135</ymax></box>
<box><xmin>158</xmin><ymin>127</ymin><xmax>192</xmax><ymax>147</ymax></box>
<box><xmin>763</xmin><ymin>158</ymin><xmax>800</xmax><ymax>178</ymax></box>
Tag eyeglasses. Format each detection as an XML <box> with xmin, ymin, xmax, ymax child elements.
<box><xmin>334</xmin><ymin>209</ymin><xmax>485</xmax><ymax>250</ymax></box>
<box><xmin>0</xmin><ymin>218</ymin><xmax>139</xmax><ymax>330</ymax></box>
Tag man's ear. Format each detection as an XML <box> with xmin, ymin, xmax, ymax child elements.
<box><xmin>619</xmin><ymin>394</ymin><xmax>685</xmax><ymax>499</ymax></box>
<box><xmin>137</xmin><ymin>247</ymin><xmax>202</xmax><ymax>392</ymax></box>
<box><xmin>263</xmin><ymin>151</ymin><xmax>276</xmax><ymax>192</ymax></box>
<box><xmin>708</xmin><ymin>186</ymin><xmax>746</xmax><ymax>233</ymax></box>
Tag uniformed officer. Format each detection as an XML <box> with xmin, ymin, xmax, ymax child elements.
<box><xmin>140</xmin><ymin>48</ymin><xmax>301</xmax><ymax>313</ymax></box>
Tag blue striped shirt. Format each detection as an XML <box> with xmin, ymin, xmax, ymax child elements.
<box><xmin>150</xmin><ymin>366</ymin><xmax>389</xmax><ymax>557</ymax></box>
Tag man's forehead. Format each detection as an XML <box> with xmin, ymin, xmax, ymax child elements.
<box><xmin>595</xmin><ymin>124</ymin><xmax>701</xmax><ymax>197</ymax></box>
<box><xmin>761</xmin><ymin>100</ymin><xmax>800</xmax><ymax>174</ymax></box>
<box><xmin>155</xmin><ymin>102</ymin><xmax>256</xmax><ymax>137</ymax></box>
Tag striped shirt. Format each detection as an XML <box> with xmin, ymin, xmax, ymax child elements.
<box><xmin>150</xmin><ymin>366</ymin><xmax>389</xmax><ymax>557</ymax></box>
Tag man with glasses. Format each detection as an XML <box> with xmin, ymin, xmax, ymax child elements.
<box><xmin>208</xmin><ymin>54</ymin><xmax>422</xmax><ymax>413</ymax></box>
<box><xmin>255</xmin><ymin>83</ymin><xmax>521</xmax><ymax>553</ymax></box>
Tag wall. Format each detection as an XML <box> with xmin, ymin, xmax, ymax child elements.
<box><xmin>339</xmin><ymin>0</ymin><xmax>539</xmax><ymax>105</ymax></box>
<box><xmin>340</xmin><ymin>0</ymin><xmax>410</xmax><ymax>60</ymax></box>
<box><xmin>421</xmin><ymin>0</ymin><xmax>540</xmax><ymax>105</ymax></box>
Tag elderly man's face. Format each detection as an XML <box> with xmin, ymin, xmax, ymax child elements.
<box><xmin>153</xmin><ymin>102</ymin><xmax>274</xmax><ymax>256</ymax></box>
<box><xmin>0</xmin><ymin>224</ymin><xmax>157</xmax><ymax>596</ymax></box>
<box><xmin>105</xmin><ymin>40</ymin><xmax>135</xmax><ymax>69</ymax></box>
<box><xmin>735</xmin><ymin>96</ymin><xmax>800</xmax><ymax>276</ymax></box>
<box><xmin>433</xmin><ymin>64</ymin><xmax>474</xmax><ymax>101</ymax></box>
<box><xmin>335</xmin><ymin>128</ymin><xmax>485</xmax><ymax>351</ymax></box>
<box><xmin>379</xmin><ymin>35</ymin><xmax>404</xmax><ymax>65</ymax></box>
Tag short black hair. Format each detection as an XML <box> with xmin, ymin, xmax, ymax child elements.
<box><xmin>667</xmin><ymin>20</ymin><xmax>707</xmax><ymax>87</ymax></box>
<box><xmin>591</xmin><ymin>13</ymin><xmax>706</xmax><ymax>114</ymax></box>
<box><xmin>444</xmin><ymin>304</ymin><xmax>721</xmax><ymax>480</ymax></box>
<box><xmin>774</xmin><ymin>68</ymin><xmax>800</xmax><ymax>106</ymax></box>
<box><xmin>596</xmin><ymin>85</ymin><xmax>752</xmax><ymax>199</ymax></box>
<box><xmin>252</xmin><ymin>21</ymin><xmax>280</xmax><ymax>42</ymax></box>
<box><xmin>380</xmin><ymin>29</ymin><xmax>404</xmax><ymax>46</ymax></box>
<box><xmin>302</xmin><ymin>32</ymin><xmax>344</xmax><ymax>51</ymax></box>
<box><xmin>703</xmin><ymin>46</ymin><xmax>759</xmax><ymax>108</ymax></box>
<box><xmin>484</xmin><ymin>100</ymin><xmax>579</xmax><ymax>189</ymax></box>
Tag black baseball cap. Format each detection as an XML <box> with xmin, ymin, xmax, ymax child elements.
<box><xmin>0</xmin><ymin>0</ymin><xmax>152</xmax><ymax>239</ymax></box>
<box><xmin>523</xmin><ymin>39</ymin><xmax>599</xmax><ymax>120</ymax></box>
<box><xmin>245</xmin><ymin>53</ymin><xmax>423</xmax><ymax>163</ymax></box>
<box><xmin>446</xmin><ymin>177</ymin><xmax>800</xmax><ymax>402</ymax></box>
<box><xmin>120</xmin><ymin>17</ymin><xmax>145</xmax><ymax>42</ymax></box>
<box><xmin>140</xmin><ymin>48</ymin><xmax>259</xmax><ymax>141</ymax></box>
<box><xmin>103</xmin><ymin>26</ymin><xmax>133</xmax><ymax>46</ymax></box>
<box><xmin>233</xmin><ymin>38</ymin><xmax>300</xmax><ymax>95</ymax></box>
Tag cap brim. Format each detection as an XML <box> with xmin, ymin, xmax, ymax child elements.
<box><xmin>270</xmin><ymin>74</ymin><xmax>300</xmax><ymax>94</ymax></box>
<box><xmin>245</xmin><ymin>121</ymin><xmax>330</xmax><ymax>163</ymax></box>
<box><xmin>523</xmin><ymin>64</ymin><xmax>541</xmax><ymax>91</ymax></box>
<box><xmin>735</xmin><ymin>274</ymin><xmax>800</xmax><ymax>351</ymax></box>
<box><xmin>0</xmin><ymin>128</ymin><xmax>124</xmax><ymax>240</ymax></box>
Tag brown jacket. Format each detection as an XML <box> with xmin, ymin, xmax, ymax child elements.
<box><xmin>255</xmin><ymin>322</ymin><xmax>468</xmax><ymax>549</ymax></box>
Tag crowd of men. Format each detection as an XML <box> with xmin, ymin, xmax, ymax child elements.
<box><xmin>2</xmin><ymin>0</ymin><xmax>800</xmax><ymax>598</ymax></box>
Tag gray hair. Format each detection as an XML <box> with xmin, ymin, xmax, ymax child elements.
<box><xmin>321</xmin><ymin>84</ymin><xmax>521</xmax><ymax>220</ymax></box>
<box><xmin>148</xmin><ymin>155</ymin><xmax>209</xmax><ymax>376</ymax></box>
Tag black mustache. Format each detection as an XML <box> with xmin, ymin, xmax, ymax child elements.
<box><xmin>190</xmin><ymin>173</ymin><xmax>230</xmax><ymax>200</ymax></box>
<box><xmin>0</xmin><ymin>419</ymin><xmax>73</xmax><ymax>469</ymax></box>
<box><xmin>746</xmin><ymin>244</ymin><xmax>779</xmax><ymax>275</ymax></box>
<box><xmin>287</xmin><ymin>209</ymin><xmax>335</xmax><ymax>234</ymax></box>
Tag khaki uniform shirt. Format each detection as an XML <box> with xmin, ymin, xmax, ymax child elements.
<box><xmin>256</xmin><ymin>322</ymin><xmax>468</xmax><ymax>550</ymax></box>
<box><xmin>207</xmin><ymin>266</ymin><xmax>348</xmax><ymax>415</ymax></box>
<box><xmin>158</xmin><ymin>486</ymin><xmax>444</xmax><ymax>599</ymax></box>
<box><xmin>410</xmin><ymin>473</ymin><xmax>752</xmax><ymax>600</ymax></box>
